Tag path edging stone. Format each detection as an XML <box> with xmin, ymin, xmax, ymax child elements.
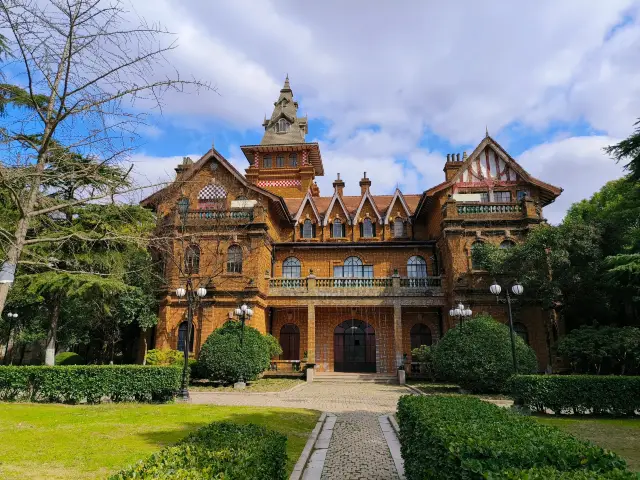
<box><xmin>290</xmin><ymin>412</ymin><xmax>329</xmax><ymax>480</ymax></box>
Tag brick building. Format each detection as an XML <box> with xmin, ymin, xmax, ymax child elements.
<box><xmin>141</xmin><ymin>77</ymin><xmax>562</xmax><ymax>374</ymax></box>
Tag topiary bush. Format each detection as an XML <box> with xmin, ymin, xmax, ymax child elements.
<box><xmin>432</xmin><ymin>314</ymin><xmax>537</xmax><ymax>392</ymax></box>
<box><xmin>54</xmin><ymin>352</ymin><xmax>85</xmax><ymax>365</ymax></box>
<box><xmin>144</xmin><ymin>348</ymin><xmax>184</xmax><ymax>366</ymax></box>
<box><xmin>198</xmin><ymin>321</ymin><xmax>271</xmax><ymax>383</ymax></box>
<box><xmin>411</xmin><ymin>345</ymin><xmax>436</xmax><ymax>380</ymax></box>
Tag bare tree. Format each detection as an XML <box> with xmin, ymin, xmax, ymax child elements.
<box><xmin>0</xmin><ymin>0</ymin><xmax>211</xmax><ymax>315</ymax></box>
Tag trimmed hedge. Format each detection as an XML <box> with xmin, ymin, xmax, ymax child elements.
<box><xmin>109</xmin><ymin>421</ymin><xmax>287</xmax><ymax>480</ymax></box>
<box><xmin>0</xmin><ymin>365</ymin><xmax>181</xmax><ymax>403</ymax></box>
<box><xmin>396</xmin><ymin>395</ymin><xmax>632</xmax><ymax>480</ymax></box>
<box><xmin>507</xmin><ymin>375</ymin><xmax>640</xmax><ymax>416</ymax></box>
<box><xmin>55</xmin><ymin>352</ymin><xmax>85</xmax><ymax>365</ymax></box>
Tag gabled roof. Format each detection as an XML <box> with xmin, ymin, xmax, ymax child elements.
<box><xmin>293</xmin><ymin>190</ymin><xmax>321</xmax><ymax>223</ymax></box>
<box><xmin>323</xmin><ymin>191</ymin><xmax>352</xmax><ymax>226</ymax></box>
<box><xmin>353</xmin><ymin>189</ymin><xmax>383</xmax><ymax>224</ymax></box>
<box><xmin>383</xmin><ymin>189</ymin><xmax>413</xmax><ymax>224</ymax></box>
<box><xmin>283</xmin><ymin>194</ymin><xmax>422</xmax><ymax>218</ymax></box>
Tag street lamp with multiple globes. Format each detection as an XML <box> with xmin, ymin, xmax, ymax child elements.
<box><xmin>489</xmin><ymin>280</ymin><xmax>524</xmax><ymax>373</ymax></box>
<box><xmin>175</xmin><ymin>284</ymin><xmax>207</xmax><ymax>400</ymax></box>
<box><xmin>449</xmin><ymin>303</ymin><xmax>472</xmax><ymax>328</ymax></box>
<box><xmin>233</xmin><ymin>304</ymin><xmax>254</xmax><ymax>389</ymax></box>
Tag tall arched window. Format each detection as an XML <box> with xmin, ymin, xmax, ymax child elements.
<box><xmin>302</xmin><ymin>219</ymin><xmax>314</xmax><ymax>239</ymax></box>
<box><xmin>407</xmin><ymin>256</ymin><xmax>427</xmax><ymax>278</ymax></box>
<box><xmin>362</xmin><ymin>218</ymin><xmax>374</xmax><ymax>238</ymax></box>
<box><xmin>514</xmin><ymin>322</ymin><xmax>529</xmax><ymax>345</ymax></box>
<box><xmin>500</xmin><ymin>240</ymin><xmax>516</xmax><ymax>249</ymax></box>
<box><xmin>393</xmin><ymin>217</ymin><xmax>405</xmax><ymax>238</ymax></box>
<box><xmin>333</xmin><ymin>218</ymin><xmax>344</xmax><ymax>238</ymax></box>
<box><xmin>471</xmin><ymin>241</ymin><xmax>484</xmax><ymax>270</ymax></box>
<box><xmin>410</xmin><ymin>323</ymin><xmax>432</xmax><ymax>350</ymax></box>
<box><xmin>283</xmin><ymin>257</ymin><xmax>301</xmax><ymax>278</ymax></box>
<box><xmin>177</xmin><ymin>321</ymin><xmax>194</xmax><ymax>352</ymax></box>
<box><xmin>227</xmin><ymin>245</ymin><xmax>243</xmax><ymax>273</ymax></box>
<box><xmin>276</xmin><ymin>118</ymin><xmax>290</xmax><ymax>132</ymax></box>
<box><xmin>279</xmin><ymin>324</ymin><xmax>300</xmax><ymax>360</ymax></box>
<box><xmin>184</xmin><ymin>245</ymin><xmax>200</xmax><ymax>274</ymax></box>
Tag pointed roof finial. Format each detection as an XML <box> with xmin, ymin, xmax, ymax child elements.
<box><xmin>485</xmin><ymin>126</ymin><xmax>489</xmax><ymax>138</ymax></box>
<box><xmin>282</xmin><ymin>74</ymin><xmax>291</xmax><ymax>91</ymax></box>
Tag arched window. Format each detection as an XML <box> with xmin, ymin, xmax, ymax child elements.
<box><xmin>177</xmin><ymin>321</ymin><xmax>194</xmax><ymax>352</ymax></box>
<box><xmin>407</xmin><ymin>256</ymin><xmax>427</xmax><ymax>278</ymax></box>
<box><xmin>362</xmin><ymin>218</ymin><xmax>374</xmax><ymax>238</ymax></box>
<box><xmin>302</xmin><ymin>219</ymin><xmax>314</xmax><ymax>239</ymax></box>
<box><xmin>514</xmin><ymin>322</ymin><xmax>529</xmax><ymax>345</ymax></box>
<box><xmin>500</xmin><ymin>240</ymin><xmax>516</xmax><ymax>249</ymax></box>
<box><xmin>197</xmin><ymin>183</ymin><xmax>227</xmax><ymax>210</ymax></box>
<box><xmin>290</xmin><ymin>153</ymin><xmax>298</xmax><ymax>167</ymax></box>
<box><xmin>471</xmin><ymin>241</ymin><xmax>484</xmax><ymax>270</ymax></box>
<box><xmin>279</xmin><ymin>324</ymin><xmax>300</xmax><ymax>360</ymax></box>
<box><xmin>283</xmin><ymin>257</ymin><xmax>301</xmax><ymax>278</ymax></box>
<box><xmin>333</xmin><ymin>218</ymin><xmax>344</xmax><ymax>238</ymax></box>
<box><xmin>184</xmin><ymin>245</ymin><xmax>200</xmax><ymax>274</ymax></box>
<box><xmin>333</xmin><ymin>256</ymin><xmax>372</xmax><ymax>279</ymax></box>
<box><xmin>410</xmin><ymin>323</ymin><xmax>432</xmax><ymax>350</ymax></box>
<box><xmin>227</xmin><ymin>245</ymin><xmax>243</xmax><ymax>273</ymax></box>
<box><xmin>277</xmin><ymin>118</ymin><xmax>290</xmax><ymax>132</ymax></box>
<box><xmin>393</xmin><ymin>217</ymin><xmax>405</xmax><ymax>238</ymax></box>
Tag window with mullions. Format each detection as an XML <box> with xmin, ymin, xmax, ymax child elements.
<box><xmin>332</xmin><ymin>219</ymin><xmax>345</xmax><ymax>238</ymax></box>
<box><xmin>493</xmin><ymin>191</ymin><xmax>512</xmax><ymax>202</ymax></box>
<box><xmin>407</xmin><ymin>256</ymin><xmax>427</xmax><ymax>278</ymax></box>
<box><xmin>283</xmin><ymin>257</ymin><xmax>301</xmax><ymax>278</ymax></box>
<box><xmin>184</xmin><ymin>245</ymin><xmax>200</xmax><ymax>274</ymax></box>
<box><xmin>290</xmin><ymin>153</ymin><xmax>298</xmax><ymax>167</ymax></box>
<box><xmin>333</xmin><ymin>257</ymin><xmax>373</xmax><ymax>278</ymax></box>
<box><xmin>276</xmin><ymin>155</ymin><xmax>285</xmax><ymax>168</ymax></box>
<box><xmin>302</xmin><ymin>219</ymin><xmax>314</xmax><ymax>239</ymax></box>
<box><xmin>227</xmin><ymin>245</ymin><xmax>243</xmax><ymax>273</ymax></box>
<box><xmin>479</xmin><ymin>192</ymin><xmax>490</xmax><ymax>203</ymax></box>
<box><xmin>263</xmin><ymin>155</ymin><xmax>272</xmax><ymax>168</ymax></box>
<box><xmin>362</xmin><ymin>218</ymin><xmax>374</xmax><ymax>238</ymax></box>
<box><xmin>517</xmin><ymin>190</ymin><xmax>528</xmax><ymax>201</ymax></box>
<box><xmin>393</xmin><ymin>217</ymin><xmax>405</xmax><ymax>238</ymax></box>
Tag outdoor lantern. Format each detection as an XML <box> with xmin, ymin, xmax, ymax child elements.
<box><xmin>234</xmin><ymin>307</ymin><xmax>242</xmax><ymax>316</ymax></box>
<box><xmin>241</xmin><ymin>304</ymin><xmax>248</xmax><ymax>312</ymax></box>
<box><xmin>196</xmin><ymin>287</ymin><xmax>207</xmax><ymax>298</ymax></box>
<box><xmin>511</xmin><ymin>283</ymin><xmax>524</xmax><ymax>296</ymax></box>
<box><xmin>449</xmin><ymin>308</ymin><xmax>456</xmax><ymax>317</ymax></box>
<box><xmin>464</xmin><ymin>308</ymin><xmax>472</xmax><ymax>317</ymax></box>
<box><xmin>247</xmin><ymin>308</ymin><xmax>254</xmax><ymax>317</ymax></box>
<box><xmin>177</xmin><ymin>197</ymin><xmax>190</xmax><ymax>216</ymax></box>
<box><xmin>175</xmin><ymin>287</ymin><xmax>186</xmax><ymax>298</ymax></box>
<box><xmin>454</xmin><ymin>308</ymin><xmax>462</xmax><ymax>317</ymax></box>
<box><xmin>489</xmin><ymin>282</ymin><xmax>502</xmax><ymax>296</ymax></box>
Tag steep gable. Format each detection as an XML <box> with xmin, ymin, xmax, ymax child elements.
<box><xmin>354</xmin><ymin>190</ymin><xmax>383</xmax><ymax>224</ymax></box>
<box><xmin>323</xmin><ymin>192</ymin><xmax>352</xmax><ymax>226</ymax></box>
<box><xmin>294</xmin><ymin>191</ymin><xmax>321</xmax><ymax>223</ymax></box>
<box><xmin>384</xmin><ymin>189</ymin><xmax>412</xmax><ymax>224</ymax></box>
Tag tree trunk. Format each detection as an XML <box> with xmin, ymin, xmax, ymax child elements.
<box><xmin>44</xmin><ymin>301</ymin><xmax>60</xmax><ymax>366</ymax></box>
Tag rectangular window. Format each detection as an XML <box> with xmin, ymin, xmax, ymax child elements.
<box><xmin>493</xmin><ymin>191</ymin><xmax>512</xmax><ymax>202</ymax></box>
<box><xmin>479</xmin><ymin>192</ymin><xmax>490</xmax><ymax>203</ymax></box>
<box><xmin>290</xmin><ymin>153</ymin><xmax>298</xmax><ymax>167</ymax></box>
<box><xmin>263</xmin><ymin>155</ymin><xmax>272</xmax><ymax>168</ymax></box>
<box><xmin>276</xmin><ymin>155</ymin><xmax>285</xmax><ymax>167</ymax></box>
<box><xmin>333</xmin><ymin>266</ymin><xmax>344</xmax><ymax>277</ymax></box>
<box><xmin>363</xmin><ymin>265</ymin><xmax>373</xmax><ymax>278</ymax></box>
<box><xmin>517</xmin><ymin>190</ymin><xmax>528</xmax><ymax>201</ymax></box>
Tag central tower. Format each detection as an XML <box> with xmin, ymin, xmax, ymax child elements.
<box><xmin>242</xmin><ymin>76</ymin><xmax>324</xmax><ymax>198</ymax></box>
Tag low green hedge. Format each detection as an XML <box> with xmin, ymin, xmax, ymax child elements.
<box><xmin>109</xmin><ymin>421</ymin><xmax>287</xmax><ymax>480</ymax></box>
<box><xmin>506</xmin><ymin>375</ymin><xmax>640</xmax><ymax>416</ymax></box>
<box><xmin>396</xmin><ymin>395</ymin><xmax>632</xmax><ymax>480</ymax></box>
<box><xmin>0</xmin><ymin>365</ymin><xmax>181</xmax><ymax>403</ymax></box>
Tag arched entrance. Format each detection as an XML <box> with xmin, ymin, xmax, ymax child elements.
<box><xmin>334</xmin><ymin>320</ymin><xmax>376</xmax><ymax>372</ymax></box>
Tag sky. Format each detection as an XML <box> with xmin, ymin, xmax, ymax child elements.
<box><xmin>123</xmin><ymin>0</ymin><xmax>640</xmax><ymax>224</ymax></box>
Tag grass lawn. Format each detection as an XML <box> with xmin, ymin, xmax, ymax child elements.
<box><xmin>535</xmin><ymin>416</ymin><xmax>640</xmax><ymax>472</ymax></box>
<box><xmin>189</xmin><ymin>377</ymin><xmax>304</xmax><ymax>392</ymax></box>
<box><xmin>0</xmin><ymin>402</ymin><xmax>319</xmax><ymax>480</ymax></box>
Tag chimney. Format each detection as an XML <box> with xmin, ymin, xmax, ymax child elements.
<box><xmin>175</xmin><ymin>156</ymin><xmax>193</xmax><ymax>180</ymax></box>
<box><xmin>443</xmin><ymin>152</ymin><xmax>463</xmax><ymax>182</ymax></box>
<box><xmin>333</xmin><ymin>172</ymin><xmax>345</xmax><ymax>197</ymax></box>
<box><xmin>359</xmin><ymin>172</ymin><xmax>371</xmax><ymax>195</ymax></box>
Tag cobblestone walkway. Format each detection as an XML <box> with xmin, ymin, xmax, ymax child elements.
<box><xmin>320</xmin><ymin>412</ymin><xmax>399</xmax><ymax>480</ymax></box>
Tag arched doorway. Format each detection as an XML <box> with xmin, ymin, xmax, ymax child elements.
<box><xmin>334</xmin><ymin>320</ymin><xmax>376</xmax><ymax>373</ymax></box>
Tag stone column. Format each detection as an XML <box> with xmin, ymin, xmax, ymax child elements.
<box><xmin>393</xmin><ymin>302</ymin><xmax>403</xmax><ymax>370</ymax></box>
<box><xmin>307</xmin><ymin>303</ymin><xmax>316</xmax><ymax>365</ymax></box>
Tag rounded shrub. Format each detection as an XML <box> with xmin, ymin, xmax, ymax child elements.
<box><xmin>198</xmin><ymin>321</ymin><xmax>271</xmax><ymax>383</ymax></box>
<box><xmin>145</xmin><ymin>348</ymin><xmax>184</xmax><ymax>366</ymax></box>
<box><xmin>432</xmin><ymin>314</ymin><xmax>537</xmax><ymax>393</ymax></box>
<box><xmin>54</xmin><ymin>352</ymin><xmax>85</xmax><ymax>365</ymax></box>
<box><xmin>265</xmin><ymin>333</ymin><xmax>283</xmax><ymax>359</ymax></box>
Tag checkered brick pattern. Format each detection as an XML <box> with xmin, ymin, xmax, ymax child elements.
<box><xmin>257</xmin><ymin>179</ymin><xmax>301</xmax><ymax>188</ymax></box>
<box><xmin>198</xmin><ymin>183</ymin><xmax>227</xmax><ymax>200</ymax></box>
<box><xmin>253</xmin><ymin>152</ymin><xmax>259</xmax><ymax>167</ymax></box>
<box><xmin>302</xmin><ymin>151</ymin><xmax>309</xmax><ymax>165</ymax></box>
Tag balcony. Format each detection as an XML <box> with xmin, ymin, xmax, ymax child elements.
<box><xmin>268</xmin><ymin>275</ymin><xmax>442</xmax><ymax>297</ymax></box>
<box><xmin>456</xmin><ymin>202</ymin><xmax>522</xmax><ymax>215</ymax></box>
<box><xmin>441</xmin><ymin>198</ymin><xmax>540</xmax><ymax>224</ymax></box>
<box><xmin>161</xmin><ymin>207</ymin><xmax>260</xmax><ymax>228</ymax></box>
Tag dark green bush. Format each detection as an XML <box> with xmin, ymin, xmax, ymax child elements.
<box><xmin>506</xmin><ymin>375</ymin><xmax>640</xmax><ymax>416</ymax></box>
<box><xmin>493</xmin><ymin>467</ymin><xmax>635</xmax><ymax>479</ymax></box>
<box><xmin>198</xmin><ymin>321</ymin><xmax>271</xmax><ymax>383</ymax></box>
<box><xmin>0</xmin><ymin>365</ymin><xmax>181</xmax><ymax>403</ymax></box>
<box><xmin>265</xmin><ymin>333</ymin><xmax>283</xmax><ymax>358</ymax></box>
<box><xmin>411</xmin><ymin>345</ymin><xmax>436</xmax><ymax>380</ymax></box>
<box><xmin>54</xmin><ymin>352</ymin><xmax>85</xmax><ymax>365</ymax></box>
<box><xmin>432</xmin><ymin>314</ymin><xmax>538</xmax><ymax>392</ymax></box>
<box><xmin>397</xmin><ymin>395</ymin><xmax>631</xmax><ymax>480</ymax></box>
<box><xmin>109</xmin><ymin>421</ymin><xmax>287</xmax><ymax>480</ymax></box>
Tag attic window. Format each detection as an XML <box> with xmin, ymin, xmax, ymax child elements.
<box><xmin>276</xmin><ymin>118</ymin><xmax>290</xmax><ymax>133</ymax></box>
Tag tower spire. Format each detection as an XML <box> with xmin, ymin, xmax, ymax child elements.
<box><xmin>282</xmin><ymin>74</ymin><xmax>291</xmax><ymax>91</ymax></box>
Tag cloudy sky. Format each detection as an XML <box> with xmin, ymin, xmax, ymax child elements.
<box><xmin>126</xmin><ymin>0</ymin><xmax>640</xmax><ymax>223</ymax></box>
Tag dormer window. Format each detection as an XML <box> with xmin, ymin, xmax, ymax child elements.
<box><xmin>276</xmin><ymin>118</ymin><xmax>290</xmax><ymax>133</ymax></box>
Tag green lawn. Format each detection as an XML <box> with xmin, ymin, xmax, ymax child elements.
<box><xmin>0</xmin><ymin>403</ymin><xmax>319</xmax><ymax>480</ymax></box>
<box><xmin>189</xmin><ymin>377</ymin><xmax>304</xmax><ymax>392</ymax></box>
<box><xmin>536</xmin><ymin>416</ymin><xmax>640</xmax><ymax>472</ymax></box>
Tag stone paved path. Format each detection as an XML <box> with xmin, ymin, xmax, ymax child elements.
<box><xmin>321</xmin><ymin>412</ymin><xmax>399</xmax><ymax>480</ymax></box>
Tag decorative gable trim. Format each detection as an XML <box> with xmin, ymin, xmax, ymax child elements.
<box><xmin>323</xmin><ymin>192</ymin><xmax>352</xmax><ymax>226</ymax></box>
<box><xmin>293</xmin><ymin>190</ymin><xmax>321</xmax><ymax>223</ymax></box>
<box><xmin>353</xmin><ymin>190</ymin><xmax>383</xmax><ymax>224</ymax></box>
<box><xmin>384</xmin><ymin>189</ymin><xmax>412</xmax><ymax>225</ymax></box>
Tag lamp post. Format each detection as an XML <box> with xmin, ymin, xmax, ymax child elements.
<box><xmin>175</xmin><ymin>284</ymin><xmax>207</xmax><ymax>400</ymax></box>
<box><xmin>490</xmin><ymin>281</ymin><xmax>524</xmax><ymax>373</ymax></box>
<box><xmin>3</xmin><ymin>312</ymin><xmax>17</xmax><ymax>364</ymax></box>
<box><xmin>233</xmin><ymin>304</ymin><xmax>254</xmax><ymax>389</ymax></box>
<box><xmin>449</xmin><ymin>303</ymin><xmax>472</xmax><ymax>329</ymax></box>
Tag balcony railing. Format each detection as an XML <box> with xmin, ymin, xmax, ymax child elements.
<box><xmin>315</xmin><ymin>277</ymin><xmax>393</xmax><ymax>288</ymax></box>
<box><xmin>456</xmin><ymin>202</ymin><xmax>522</xmax><ymax>215</ymax></box>
<box><xmin>399</xmin><ymin>277</ymin><xmax>442</xmax><ymax>288</ymax></box>
<box><xmin>269</xmin><ymin>278</ymin><xmax>308</xmax><ymax>289</ymax></box>
<box><xmin>162</xmin><ymin>208</ymin><xmax>255</xmax><ymax>227</ymax></box>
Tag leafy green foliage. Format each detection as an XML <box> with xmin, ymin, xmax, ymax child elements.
<box><xmin>605</xmin><ymin>118</ymin><xmax>640</xmax><ymax>182</ymax></box>
<box><xmin>396</xmin><ymin>395</ymin><xmax>632</xmax><ymax>480</ymax></box>
<box><xmin>506</xmin><ymin>375</ymin><xmax>640</xmax><ymax>416</ymax></box>
<box><xmin>0</xmin><ymin>365</ymin><xmax>181</xmax><ymax>403</ymax></box>
<box><xmin>109</xmin><ymin>421</ymin><xmax>287</xmax><ymax>480</ymax></box>
<box><xmin>432</xmin><ymin>314</ymin><xmax>537</xmax><ymax>392</ymax></box>
<box><xmin>410</xmin><ymin>345</ymin><xmax>436</xmax><ymax>380</ymax></box>
<box><xmin>54</xmin><ymin>352</ymin><xmax>84</xmax><ymax>365</ymax></box>
<box><xmin>265</xmin><ymin>333</ymin><xmax>283</xmax><ymax>358</ymax></box>
<box><xmin>144</xmin><ymin>349</ymin><xmax>184</xmax><ymax>366</ymax></box>
<box><xmin>198</xmin><ymin>321</ymin><xmax>271</xmax><ymax>384</ymax></box>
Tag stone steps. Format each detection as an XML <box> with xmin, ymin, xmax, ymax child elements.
<box><xmin>314</xmin><ymin>372</ymin><xmax>398</xmax><ymax>384</ymax></box>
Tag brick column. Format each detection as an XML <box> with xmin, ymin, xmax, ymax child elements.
<box><xmin>307</xmin><ymin>303</ymin><xmax>316</xmax><ymax>364</ymax></box>
<box><xmin>393</xmin><ymin>302</ymin><xmax>403</xmax><ymax>369</ymax></box>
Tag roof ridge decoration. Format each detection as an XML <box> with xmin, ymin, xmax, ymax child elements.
<box><xmin>353</xmin><ymin>188</ymin><xmax>383</xmax><ymax>225</ymax></box>
<box><xmin>323</xmin><ymin>190</ymin><xmax>352</xmax><ymax>226</ymax></box>
<box><xmin>293</xmin><ymin>190</ymin><xmax>322</xmax><ymax>224</ymax></box>
<box><xmin>383</xmin><ymin>188</ymin><xmax>412</xmax><ymax>225</ymax></box>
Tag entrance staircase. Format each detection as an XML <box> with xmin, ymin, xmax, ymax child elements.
<box><xmin>314</xmin><ymin>372</ymin><xmax>398</xmax><ymax>384</ymax></box>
